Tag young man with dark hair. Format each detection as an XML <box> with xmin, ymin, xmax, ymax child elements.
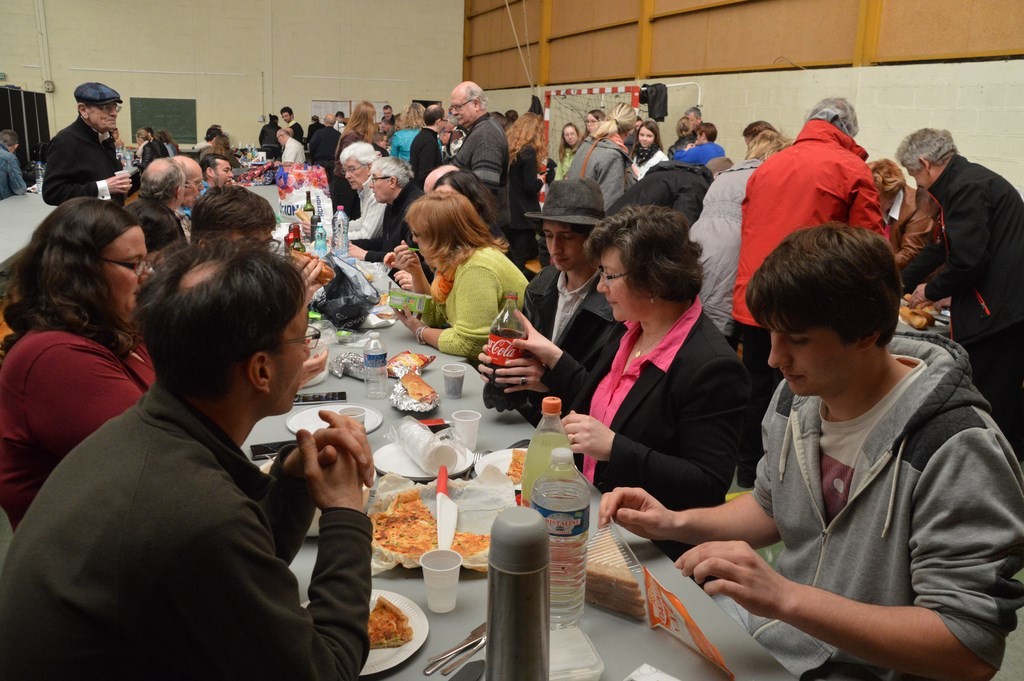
<box><xmin>191</xmin><ymin>184</ymin><xmax>276</xmax><ymax>241</ymax></box>
<box><xmin>199</xmin><ymin>153</ymin><xmax>234</xmax><ymax>190</ymax></box>
<box><xmin>0</xmin><ymin>240</ymin><xmax>376</xmax><ymax>679</ymax></box>
<box><xmin>479</xmin><ymin>178</ymin><xmax>619</xmax><ymax>423</ymax></box>
<box><xmin>280</xmin><ymin>106</ymin><xmax>303</xmax><ymax>143</ymax></box>
<box><xmin>601</xmin><ymin>223</ymin><xmax>1024</xmax><ymax>681</ymax></box>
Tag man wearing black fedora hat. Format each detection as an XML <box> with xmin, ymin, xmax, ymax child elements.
<box><xmin>479</xmin><ymin>178</ymin><xmax>621</xmax><ymax>424</ymax></box>
<box><xmin>43</xmin><ymin>82</ymin><xmax>139</xmax><ymax>206</ymax></box>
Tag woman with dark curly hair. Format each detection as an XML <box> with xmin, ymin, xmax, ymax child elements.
<box><xmin>0</xmin><ymin>198</ymin><xmax>155</xmax><ymax>528</ymax></box>
<box><xmin>496</xmin><ymin>205</ymin><xmax>750</xmax><ymax>557</ymax></box>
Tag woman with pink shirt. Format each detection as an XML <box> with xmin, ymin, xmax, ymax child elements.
<box><xmin>500</xmin><ymin>205</ymin><xmax>750</xmax><ymax>557</ymax></box>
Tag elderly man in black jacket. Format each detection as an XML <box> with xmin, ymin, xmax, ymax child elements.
<box><xmin>899</xmin><ymin>128</ymin><xmax>1024</xmax><ymax>459</ymax></box>
<box><xmin>42</xmin><ymin>82</ymin><xmax>139</xmax><ymax>206</ymax></box>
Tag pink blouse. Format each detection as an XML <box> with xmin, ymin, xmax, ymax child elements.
<box><xmin>584</xmin><ymin>299</ymin><xmax>703</xmax><ymax>481</ymax></box>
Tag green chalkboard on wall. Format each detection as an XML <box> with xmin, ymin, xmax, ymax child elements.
<box><xmin>129</xmin><ymin>97</ymin><xmax>197</xmax><ymax>144</ymax></box>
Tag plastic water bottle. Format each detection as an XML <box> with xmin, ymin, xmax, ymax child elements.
<box><xmin>312</xmin><ymin>217</ymin><xmax>328</xmax><ymax>257</ymax></box>
<box><xmin>521</xmin><ymin>396</ymin><xmax>570</xmax><ymax>507</ymax></box>
<box><xmin>531</xmin><ymin>447</ymin><xmax>590</xmax><ymax>629</ymax></box>
<box><xmin>332</xmin><ymin>205</ymin><xmax>350</xmax><ymax>257</ymax></box>
<box><xmin>34</xmin><ymin>162</ymin><xmax>44</xmax><ymax>192</ymax></box>
<box><xmin>363</xmin><ymin>332</ymin><xmax>388</xmax><ymax>399</ymax></box>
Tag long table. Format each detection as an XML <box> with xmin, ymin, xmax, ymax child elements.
<box><xmin>244</xmin><ymin>321</ymin><xmax>794</xmax><ymax>680</ymax></box>
<box><xmin>0</xmin><ymin>192</ymin><xmax>52</xmax><ymax>272</ymax></box>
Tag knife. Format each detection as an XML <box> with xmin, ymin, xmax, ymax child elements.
<box><xmin>441</xmin><ymin>635</ymin><xmax>486</xmax><ymax>675</ymax></box>
<box><xmin>436</xmin><ymin>465</ymin><xmax>457</xmax><ymax>551</ymax></box>
<box><xmin>448</xmin><ymin>659</ymin><xmax>485</xmax><ymax>681</ymax></box>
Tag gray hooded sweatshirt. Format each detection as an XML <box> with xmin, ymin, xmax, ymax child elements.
<box><xmin>747</xmin><ymin>332</ymin><xmax>1024</xmax><ymax>680</ymax></box>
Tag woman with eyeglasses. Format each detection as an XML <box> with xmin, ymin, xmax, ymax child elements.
<box><xmin>0</xmin><ymin>198</ymin><xmax>156</xmax><ymax>529</ymax></box>
<box><xmin>488</xmin><ymin>205</ymin><xmax>750</xmax><ymax>558</ymax></box>
<box><xmin>337</xmin><ymin>142</ymin><xmax>386</xmax><ymax>242</ymax></box>
<box><xmin>388</xmin><ymin>192</ymin><xmax>527</xmax><ymax>360</ymax></box>
<box><xmin>331</xmin><ymin>101</ymin><xmax>381</xmax><ymax>222</ymax></box>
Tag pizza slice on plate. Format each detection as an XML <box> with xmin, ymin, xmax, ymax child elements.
<box><xmin>368</xmin><ymin>596</ymin><xmax>414</xmax><ymax>649</ymax></box>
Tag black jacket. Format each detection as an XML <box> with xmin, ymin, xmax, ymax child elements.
<box><xmin>139</xmin><ymin>138</ymin><xmax>169</xmax><ymax>171</ymax></box>
<box><xmin>903</xmin><ymin>154</ymin><xmax>1024</xmax><ymax>344</ymax></box>
<box><xmin>308</xmin><ymin>126</ymin><xmax>341</xmax><ymax>166</ymax></box>
<box><xmin>518</xmin><ymin>266</ymin><xmax>620</xmax><ymax>424</ymax></box>
<box><xmin>508</xmin><ymin>147</ymin><xmax>544</xmax><ymax>232</ymax></box>
<box><xmin>608</xmin><ymin>160</ymin><xmax>711</xmax><ymax>226</ymax></box>
<box><xmin>545</xmin><ymin>312</ymin><xmax>750</xmax><ymax>557</ymax></box>
<box><xmin>42</xmin><ymin>116</ymin><xmax>138</xmax><ymax>206</ymax></box>
<box><xmin>409</xmin><ymin>128</ymin><xmax>442</xmax><ymax>189</ymax></box>
<box><xmin>353</xmin><ymin>182</ymin><xmax>424</xmax><ymax>264</ymax></box>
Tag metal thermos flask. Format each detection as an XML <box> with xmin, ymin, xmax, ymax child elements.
<box><xmin>485</xmin><ymin>506</ymin><xmax>550</xmax><ymax>681</ymax></box>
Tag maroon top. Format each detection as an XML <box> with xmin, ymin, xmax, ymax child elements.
<box><xmin>0</xmin><ymin>330</ymin><xmax>155</xmax><ymax>528</ymax></box>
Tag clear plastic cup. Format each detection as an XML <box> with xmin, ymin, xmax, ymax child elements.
<box><xmin>421</xmin><ymin>548</ymin><xmax>463</xmax><ymax>613</ymax></box>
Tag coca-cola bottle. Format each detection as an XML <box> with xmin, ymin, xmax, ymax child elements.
<box><xmin>483</xmin><ymin>292</ymin><xmax>530</xmax><ymax>412</ymax></box>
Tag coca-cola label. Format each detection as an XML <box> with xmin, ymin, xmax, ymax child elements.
<box><xmin>487</xmin><ymin>333</ymin><xmax>522</xmax><ymax>366</ymax></box>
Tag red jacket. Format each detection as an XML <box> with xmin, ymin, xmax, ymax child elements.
<box><xmin>732</xmin><ymin>120</ymin><xmax>884</xmax><ymax>326</ymax></box>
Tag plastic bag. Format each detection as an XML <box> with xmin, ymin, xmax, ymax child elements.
<box><xmin>310</xmin><ymin>254</ymin><xmax>380</xmax><ymax>329</ymax></box>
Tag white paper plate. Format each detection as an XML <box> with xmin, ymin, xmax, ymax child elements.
<box><xmin>474</xmin><ymin>449</ymin><xmax>522</xmax><ymax>489</ymax></box>
<box><xmin>285</xmin><ymin>404</ymin><xmax>384</xmax><ymax>434</ymax></box>
<box><xmin>374</xmin><ymin>442</ymin><xmax>473</xmax><ymax>482</ymax></box>
<box><xmin>361</xmin><ymin>590</ymin><xmax>428</xmax><ymax>676</ymax></box>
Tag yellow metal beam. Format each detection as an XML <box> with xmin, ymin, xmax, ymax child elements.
<box><xmin>539</xmin><ymin>0</ymin><xmax>552</xmax><ymax>87</ymax></box>
<box><xmin>637</xmin><ymin>0</ymin><xmax>655</xmax><ymax>80</ymax></box>
<box><xmin>854</xmin><ymin>0</ymin><xmax>883</xmax><ymax>67</ymax></box>
<box><xmin>463</xmin><ymin>0</ymin><xmax>473</xmax><ymax>81</ymax></box>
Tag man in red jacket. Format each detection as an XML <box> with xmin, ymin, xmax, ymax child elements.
<box><xmin>733</xmin><ymin>97</ymin><xmax>884</xmax><ymax>487</ymax></box>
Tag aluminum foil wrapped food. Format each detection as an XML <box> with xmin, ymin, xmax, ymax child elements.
<box><xmin>389</xmin><ymin>363</ymin><xmax>440</xmax><ymax>412</ymax></box>
<box><xmin>329</xmin><ymin>352</ymin><xmax>367</xmax><ymax>381</ymax></box>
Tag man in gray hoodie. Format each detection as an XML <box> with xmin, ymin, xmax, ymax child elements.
<box><xmin>601</xmin><ymin>224</ymin><xmax>1024</xmax><ymax>681</ymax></box>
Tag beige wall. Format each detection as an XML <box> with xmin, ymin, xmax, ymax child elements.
<box><xmin>486</xmin><ymin>60</ymin><xmax>1024</xmax><ymax>188</ymax></box>
<box><xmin>0</xmin><ymin>0</ymin><xmax>464</xmax><ymax>146</ymax></box>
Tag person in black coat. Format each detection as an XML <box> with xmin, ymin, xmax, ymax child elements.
<box><xmin>42</xmin><ymin>82</ymin><xmax>139</xmax><ymax>206</ymax></box>
<box><xmin>504</xmin><ymin>113</ymin><xmax>547</xmax><ymax>277</ymax></box>
<box><xmin>409</xmin><ymin>105</ymin><xmax>445</xmax><ymax>189</ymax></box>
<box><xmin>507</xmin><ymin>205</ymin><xmax>750</xmax><ymax>558</ymax></box>
<box><xmin>479</xmin><ymin>178</ymin><xmax>620</xmax><ymax>425</ymax></box>
<box><xmin>607</xmin><ymin>160</ymin><xmax>712</xmax><ymax>227</ymax></box>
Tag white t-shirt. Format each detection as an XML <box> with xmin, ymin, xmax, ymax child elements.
<box><xmin>819</xmin><ymin>356</ymin><xmax>925</xmax><ymax>522</ymax></box>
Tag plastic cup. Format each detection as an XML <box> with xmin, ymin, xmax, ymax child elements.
<box><xmin>452</xmin><ymin>410</ymin><xmax>481</xmax><ymax>451</ymax></box>
<box><xmin>442</xmin><ymin>364</ymin><xmax>467</xmax><ymax>399</ymax></box>
<box><xmin>337</xmin><ymin>406</ymin><xmax>366</xmax><ymax>425</ymax></box>
<box><xmin>421</xmin><ymin>548</ymin><xmax>463</xmax><ymax>613</ymax></box>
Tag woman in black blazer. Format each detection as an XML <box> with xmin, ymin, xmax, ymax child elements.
<box><xmin>498</xmin><ymin>205</ymin><xmax>750</xmax><ymax>557</ymax></box>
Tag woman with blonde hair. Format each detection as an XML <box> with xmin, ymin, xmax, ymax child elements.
<box><xmin>505</xmin><ymin>112</ymin><xmax>548</xmax><ymax>275</ymax></box>
<box><xmin>136</xmin><ymin>127</ymin><xmax>168</xmax><ymax>171</ymax></box>
<box><xmin>388</xmin><ymin>192</ymin><xmax>527</xmax><ymax>359</ymax></box>
<box><xmin>332</xmin><ymin>101</ymin><xmax>378</xmax><ymax>220</ymax></box>
<box><xmin>868</xmin><ymin>158</ymin><xmax>934</xmax><ymax>270</ymax></box>
<box><xmin>389</xmin><ymin>102</ymin><xmax>425</xmax><ymax>162</ymax></box>
<box><xmin>554</xmin><ymin>122</ymin><xmax>581</xmax><ymax>182</ymax></box>
<box><xmin>689</xmin><ymin>129</ymin><xmax>792</xmax><ymax>344</ymax></box>
<box><xmin>566</xmin><ymin>102</ymin><xmax>636</xmax><ymax>208</ymax></box>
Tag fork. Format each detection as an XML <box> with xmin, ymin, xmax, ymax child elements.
<box><xmin>465</xmin><ymin>450</ymin><xmax>489</xmax><ymax>479</ymax></box>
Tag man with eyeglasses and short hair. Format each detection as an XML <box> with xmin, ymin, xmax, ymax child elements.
<box><xmin>42</xmin><ymin>82</ymin><xmax>140</xmax><ymax>206</ymax></box>
<box><xmin>348</xmin><ymin>156</ymin><xmax>425</xmax><ymax>270</ymax></box>
<box><xmin>0</xmin><ymin>239</ymin><xmax>376</xmax><ymax>680</ymax></box>
<box><xmin>171</xmin><ymin>155</ymin><xmax>204</xmax><ymax>241</ymax></box>
<box><xmin>449</xmin><ymin>80</ymin><xmax>510</xmax><ymax>233</ymax></box>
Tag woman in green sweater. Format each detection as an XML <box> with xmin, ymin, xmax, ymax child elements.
<box><xmin>388</xmin><ymin>192</ymin><xmax>528</xmax><ymax>359</ymax></box>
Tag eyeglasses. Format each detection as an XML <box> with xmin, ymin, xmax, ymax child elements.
<box><xmin>94</xmin><ymin>103</ymin><xmax>122</xmax><ymax>114</ymax></box>
<box><xmin>369</xmin><ymin>175</ymin><xmax>393</xmax><ymax>184</ymax></box>
<box><xmin>283</xmin><ymin>325</ymin><xmax>321</xmax><ymax>349</ymax></box>
<box><xmin>342</xmin><ymin>163</ymin><xmax>366</xmax><ymax>176</ymax></box>
<box><xmin>449</xmin><ymin>98</ymin><xmax>477</xmax><ymax>113</ymax></box>
<box><xmin>101</xmin><ymin>258</ymin><xmax>150</xmax><ymax>276</ymax></box>
<box><xmin>598</xmin><ymin>268</ymin><xmax>627</xmax><ymax>283</ymax></box>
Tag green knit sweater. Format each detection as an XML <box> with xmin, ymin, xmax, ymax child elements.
<box><xmin>422</xmin><ymin>247</ymin><xmax>528</xmax><ymax>359</ymax></box>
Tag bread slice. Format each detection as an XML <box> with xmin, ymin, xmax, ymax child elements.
<box><xmin>368</xmin><ymin>596</ymin><xmax>414</xmax><ymax>649</ymax></box>
<box><xmin>585</xmin><ymin>526</ymin><xmax>646</xmax><ymax>620</ymax></box>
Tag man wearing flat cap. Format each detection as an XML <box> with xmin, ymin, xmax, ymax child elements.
<box><xmin>42</xmin><ymin>82</ymin><xmax>139</xmax><ymax>206</ymax></box>
<box><xmin>478</xmin><ymin>178</ymin><xmax>620</xmax><ymax>424</ymax></box>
